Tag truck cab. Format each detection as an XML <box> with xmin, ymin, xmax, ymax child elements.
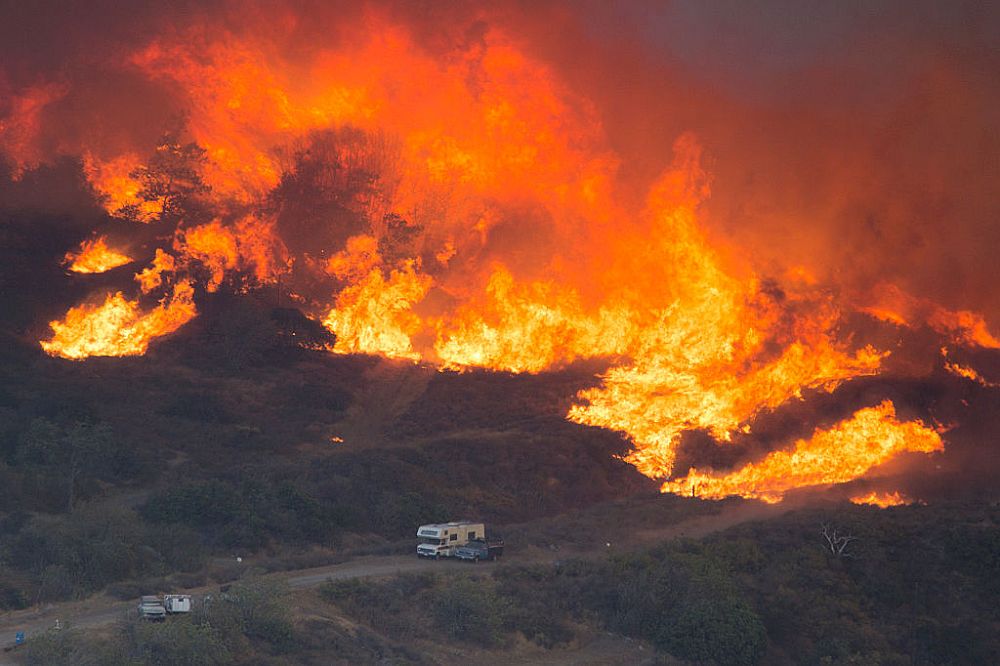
<box><xmin>137</xmin><ymin>595</ymin><xmax>167</xmax><ymax>621</ymax></box>
<box><xmin>455</xmin><ymin>537</ymin><xmax>504</xmax><ymax>562</ymax></box>
<box><xmin>416</xmin><ymin>521</ymin><xmax>485</xmax><ymax>559</ymax></box>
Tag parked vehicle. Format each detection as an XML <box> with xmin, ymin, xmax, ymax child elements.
<box><xmin>416</xmin><ymin>521</ymin><xmax>485</xmax><ymax>559</ymax></box>
<box><xmin>455</xmin><ymin>537</ymin><xmax>504</xmax><ymax>563</ymax></box>
<box><xmin>163</xmin><ymin>594</ymin><xmax>192</xmax><ymax>614</ymax></box>
<box><xmin>137</xmin><ymin>596</ymin><xmax>167</xmax><ymax>621</ymax></box>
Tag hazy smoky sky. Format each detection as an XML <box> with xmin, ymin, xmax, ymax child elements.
<box><xmin>572</xmin><ymin>0</ymin><xmax>1000</xmax><ymax>322</ymax></box>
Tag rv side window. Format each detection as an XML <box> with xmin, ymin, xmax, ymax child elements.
<box><xmin>450</xmin><ymin>533</ymin><xmax>458</xmax><ymax>541</ymax></box>
<box><xmin>469</xmin><ymin>532</ymin><xmax>476</xmax><ymax>539</ymax></box>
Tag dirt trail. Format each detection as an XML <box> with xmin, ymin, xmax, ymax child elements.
<box><xmin>331</xmin><ymin>358</ymin><xmax>433</xmax><ymax>448</ymax></box>
<box><xmin>635</xmin><ymin>496</ymin><xmax>798</xmax><ymax>543</ymax></box>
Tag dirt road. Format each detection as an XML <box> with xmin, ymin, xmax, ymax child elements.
<box><xmin>0</xmin><ymin>555</ymin><xmax>444</xmax><ymax>657</ymax></box>
<box><xmin>0</xmin><ymin>498</ymin><xmax>794</xmax><ymax>662</ymax></box>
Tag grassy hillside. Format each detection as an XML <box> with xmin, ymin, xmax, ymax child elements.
<box><xmin>0</xmin><ymin>295</ymin><xmax>654</xmax><ymax>609</ymax></box>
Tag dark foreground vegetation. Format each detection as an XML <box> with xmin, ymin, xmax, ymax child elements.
<box><xmin>15</xmin><ymin>501</ymin><xmax>999</xmax><ymax>665</ymax></box>
<box><xmin>321</xmin><ymin>501</ymin><xmax>1000</xmax><ymax>665</ymax></box>
<box><xmin>18</xmin><ymin>578</ymin><xmax>294</xmax><ymax>666</ymax></box>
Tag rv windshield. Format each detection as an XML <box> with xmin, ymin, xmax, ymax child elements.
<box><xmin>419</xmin><ymin>537</ymin><xmax>444</xmax><ymax>546</ymax></box>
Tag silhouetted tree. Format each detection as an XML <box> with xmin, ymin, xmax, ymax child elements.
<box><xmin>117</xmin><ymin>131</ymin><xmax>210</xmax><ymax>223</ymax></box>
<box><xmin>378</xmin><ymin>212</ymin><xmax>423</xmax><ymax>268</ymax></box>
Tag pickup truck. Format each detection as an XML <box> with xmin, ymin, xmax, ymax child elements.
<box><xmin>137</xmin><ymin>595</ymin><xmax>167</xmax><ymax>621</ymax></box>
<box><xmin>455</xmin><ymin>537</ymin><xmax>504</xmax><ymax>563</ymax></box>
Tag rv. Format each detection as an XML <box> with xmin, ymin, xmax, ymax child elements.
<box><xmin>416</xmin><ymin>521</ymin><xmax>485</xmax><ymax>559</ymax></box>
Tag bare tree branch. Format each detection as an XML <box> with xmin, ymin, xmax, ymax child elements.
<box><xmin>821</xmin><ymin>523</ymin><xmax>859</xmax><ymax>558</ymax></box>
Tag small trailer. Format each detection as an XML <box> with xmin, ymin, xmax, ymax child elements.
<box><xmin>416</xmin><ymin>521</ymin><xmax>485</xmax><ymax>559</ymax></box>
<box><xmin>163</xmin><ymin>594</ymin><xmax>192</xmax><ymax>614</ymax></box>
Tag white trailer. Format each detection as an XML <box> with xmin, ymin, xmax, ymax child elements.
<box><xmin>416</xmin><ymin>521</ymin><xmax>485</xmax><ymax>559</ymax></box>
<box><xmin>163</xmin><ymin>594</ymin><xmax>192</xmax><ymax>613</ymax></box>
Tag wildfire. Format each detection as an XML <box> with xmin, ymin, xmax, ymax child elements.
<box><xmin>944</xmin><ymin>361</ymin><xmax>1000</xmax><ymax>388</ymax></box>
<box><xmin>83</xmin><ymin>154</ymin><xmax>165</xmax><ymax>221</ymax></box>
<box><xmin>64</xmin><ymin>236</ymin><xmax>133</xmax><ymax>274</ymax></box>
<box><xmin>322</xmin><ymin>263</ymin><xmax>431</xmax><ymax>360</ymax></box>
<box><xmin>39</xmin><ymin>282</ymin><xmax>197</xmax><ymax>359</ymax></box>
<box><xmin>663</xmin><ymin>401</ymin><xmax>943</xmax><ymax>503</ymax></box>
<box><xmin>850</xmin><ymin>490</ymin><xmax>913</xmax><ymax>508</ymax></box>
<box><xmin>135</xmin><ymin>249</ymin><xmax>177</xmax><ymax>293</ymax></box>
<box><xmin>9</xmin><ymin>10</ymin><xmax>989</xmax><ymax>502</ymax></box>
<box><xmin>435</xmin><ymin>266</ymin><xmax>633</xmax><ymax>373</ymax></box>
<box><xmin>174</xmin><ymin>215</ymin><xmax>288</xmax><ymax>292</ymax></box>
<box><xmin>862</xmin><ymin>283</ymin><xmax>1000</xmax><ymax>349</ymax></box>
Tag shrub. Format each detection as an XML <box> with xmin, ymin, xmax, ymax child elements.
<box><xmin>429</xmin><ymin>578</ymin><xmax>509</xmax><ymax>647</ymax></box>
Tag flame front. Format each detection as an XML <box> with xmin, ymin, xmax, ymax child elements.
<box><xmin>8</xmin><ymin>10</ymin><xmax>997</xmax><ymax>502</ymax></box>
<box><xmin>850</xmin><ymin>490</ymin><xmax>912</xmax><ymax>508</ymax></box>
<box><xmin>40</xmin><ymin>282</ymin><xmax>197</xmax><ymax>359</ymax></box>
<box><xmin>662</xmin><ymin>401</ymin><xmax>943</xmax><ymax>503</ymax></box>
<box><xmin>64</xmin><ymin>236</ymin><xmax>133</xmax><ymax>274</ymax></box>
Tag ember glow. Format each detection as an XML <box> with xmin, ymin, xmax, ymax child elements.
<box><xmin>64</xmin><ymin>236</ymin><xmax>133</xmax><ymax>274</ymax></box>
<box><xmin>5</xmin><ymin>4</ymin><xmax>998</xmax><ymax>502</ymax></box>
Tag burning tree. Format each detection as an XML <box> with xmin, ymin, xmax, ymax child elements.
<box><xmin>115</xmin><ymin>131</ymin><xmax>210</xmax><ymax>224</ymax></box>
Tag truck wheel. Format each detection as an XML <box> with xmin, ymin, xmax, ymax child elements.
<box><xmin>433</xmin><ymin>553</ymin><xmax>439</xmax><ymax>560</ymax></box>
<box><xmin>473</xmin><ymin>556</ymin><xmax>480</xmax><ymax>564</ymax></box>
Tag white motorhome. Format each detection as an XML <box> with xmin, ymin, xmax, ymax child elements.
<box><xmin>163</xmin><ymin>594</ymin><xmax>192</xmax><ymax>613</ymax></box>
<box><xmin>416</xmin><ymin>521</ymin><xmax>485</xmax><ymax>559</ymax></box>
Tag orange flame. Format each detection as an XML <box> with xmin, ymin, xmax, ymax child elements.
<box><xmin>14</xmin><ymin>14</ymin><xmax>989</xmax><ymax>502</ymax></box>
<box><xmin>850</xmin><ymin>490</ymin><xmax>913</xmax><ymax>507</ymax></box>
<box><xmin>83</xmin><ymin>153</ymin><xmax>164</xmax><ymax>222</ymax></box>
<box><xmin>663</xmin><ymin>401</ymin><xmax>943</xmax><ymax>503</ymax></box>
<box><xmin>135</xmin><ymin>249</ymin><xmax>177</xmax><ymax>293</ymax></box>
<box><xmin>39</xmin><ymin>282</ymin><xmax>197</xmax><ymax>359</ymax></box>
<box><xmin>64</xmin><ymin>236</ymin><xmax>133</xmax><ymax>274</ymax></box>
<box><xmin>944</xmin><ymin>360</ymin><xmax>1000</xmax><ymax>388</ymax></box>
<box><xmin>862</xmin><ymin>283</ymin><xmax>1000</xmax><ymax>349</ymax></box>
<box><xmin>322</xmin><ymin>263</ymin><xmax>431</xmax><ymax>360</ymax></box>
<box><xmin>174</xmin><ymin>215</ymin><xmax>288</xmax><ymax>292</ymax></box>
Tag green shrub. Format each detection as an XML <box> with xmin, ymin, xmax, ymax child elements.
<box><xmin>429</xmin><ymin>578</ymin><xmax>509</xmax><ymax>647</ymax></box>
